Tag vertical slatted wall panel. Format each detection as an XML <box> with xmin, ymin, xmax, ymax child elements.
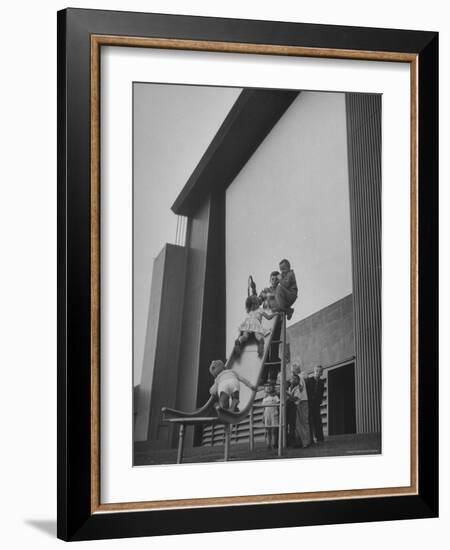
<box><xmin>346</xmin><ymin>94</ymin><xmax>382</xmax><ymax>434</ymax></box>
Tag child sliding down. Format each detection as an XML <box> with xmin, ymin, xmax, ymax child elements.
<box><xmin>234</xmin><ymin>295</ymin><xmax>278</xmax><ymax>358</ymax></box>
<box><xmin>209</xmin><ymin>360</ymin><xmax>257</xmax><ymax>412</ymax></box>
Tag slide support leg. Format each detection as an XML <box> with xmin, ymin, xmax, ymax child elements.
<box><xmin>224</xmin><ymin>425</ymin><xmax>230</xmax><ymax>461</ymax></box>
<box><xmin>249</xmin><ymin>407</ymin><xmax>254</xmax><ymax>452</ymax></box>
<box><xmin>177</xmin><ymin>424</ymin><xmax>185</xmax><ymax>464</ymax></box>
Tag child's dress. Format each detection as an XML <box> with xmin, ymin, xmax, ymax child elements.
<box><xmin>262</xmin><ymin>394</ymin><xmax>280</xmax><ymax>427</ymax></box>
<box><xmin>239</xmin><ymin>308</ymin><xmax>271</xmax><ymax>337</ymax></box>
<box><xmin>210</xmin><ymin>369</ymin><xmax>240</xmax><ymax>396</ymax></box>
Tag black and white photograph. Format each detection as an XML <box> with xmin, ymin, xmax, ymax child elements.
<box><xmin>132</xmin><ymin>83</ymin><xmax>382</xmax><ymax>466</ymax></box>
<box><xmin>0</xmin><ymin>0</ymin><xmax>444</xmax><ymax>545</ymax></box>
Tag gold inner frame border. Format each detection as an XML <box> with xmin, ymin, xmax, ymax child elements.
<box><xmin>89</xmin><ymin>35</ymin><xmax>419</xmax><ymax>514</ymax></box>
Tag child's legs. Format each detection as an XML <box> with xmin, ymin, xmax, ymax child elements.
<box><xmin>286</xmin><ymin>402</ymin><xmax>296</xmax><ymax>444</ymax></box>
<box><xmin>254</xmin><ymin>333</ymin><xmax>264</xmax><ymax>356</ymax></box>
<box><xmin>268</xmin><ymin>364</ymin><xmax>280</xmax><ymax>382</ymax></box>
<box><xmin>229</xmin><ymin>390</ymin><xmax>240</xmax><ymax>411</ymax></box>
<box><xmin>268</xmin><ymin>318</ymin><xmax>281</xmax><ymax>361</ymax></box>
<box><xmin>275</xmin><ymin>285</ymin><xmax>297</xmax><ymax>310</ymax></box>
<box><xmin>259</xmin><ymin>365</ymin><xmax>269</xmax><ymax>385</ymax></box>
<box><xmin>239</xmin><ymin>331</ymin><xmax>250</xmax><ymax>344</ymax></box>
<box><xmin>219</xmin><ymin>392</ymin><xmax>230</xmax><ymax>409</ymax></box>
<box><xmin>269</xmin><ymin>428</ymin><xmax>276</xmax><ymax>447</ymax></box>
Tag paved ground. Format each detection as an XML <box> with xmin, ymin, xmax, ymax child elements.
<box><xmin>134</xmin><ymin>432</ymin><xmax>381</xmax><ymax>465</ymax></box>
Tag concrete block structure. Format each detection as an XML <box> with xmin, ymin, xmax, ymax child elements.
<box><xmin>288</xmin><ymin>294</ymin><xmax>354</xmax><ymax>371</ymax></box>
<box><xmin>134</xmin><ymin>244</ymin><xmax>187</xmax><ymax>447</ymax></box>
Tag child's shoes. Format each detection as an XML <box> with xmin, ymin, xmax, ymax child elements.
<box><xmin>287</xmin><ymin>307</ymin><xmax>294</xmax><ymax>320</ymax></box>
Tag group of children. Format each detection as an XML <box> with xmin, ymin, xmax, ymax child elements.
<box><xmin>208</xmin><ymin>258</ymin><xmax>298</xmax><ymax>414</ymax></box>
<box><xmin>233</xmin><ymin>258</ymin><xmax>298</xmax><ymax>358</ymax></box>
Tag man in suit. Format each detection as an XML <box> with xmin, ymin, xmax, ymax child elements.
<box><xmin>306</xmin><ymin>365</ymin><xmax>325</xmax><ymax>444</ymax></box>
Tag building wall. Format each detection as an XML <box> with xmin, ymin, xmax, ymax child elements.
<box><xmin>134</xmin><ymin>244</ymin><xmax>187</xmax><ymax>447</ymax></box>
<box><xmin>196</xmin><ymin>191</ymin><xmax>226</xmax><ymax>414</ymax></box>
<box><xmin>134</xmin><ymin>246</ymin><xmax>166</xmax><ymax>442</ymax></box>
<box><xmin>287</xmin><ymin>294</ymin><xmax>355</xmax><ymax>373</ymax></box>
<box><xmin>346</xmin><ymin>94</ymin><xmax>382</xmax><ymax>433</ymax></box>
<box><xmin>175</xmin><ymin>198</ymin><xmax>210</xmax><ymax>415</ymax></box>
<box><xmin>225</xmin><ymin>91</ymin><xmax>352</xmax><ymax>353</ymax></box>
<box><xmin>175</xmin><ymin>191</ymin><xmax>227</xmax><ymax>446</ymax></box>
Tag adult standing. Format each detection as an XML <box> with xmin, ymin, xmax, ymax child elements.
<box><xmin>286</xmin><ymin>370</ymin><xmax>311</xmax><ymax>448</ymax></box>
<box><xmin>259</xmin><ymin>271</ymin><xmax>281</xmax><ymax>384</ymax></box>
<box><xmin>306</xmin><ymin>365</ymin><xmax>325</xmax><ymax>444</ymax></box>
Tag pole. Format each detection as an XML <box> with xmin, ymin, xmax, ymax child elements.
<box><xmin>177</xmin><ymin>424</ymin><xmax>185</xmax><ymax>464</ymax></box>
<box><xmin>278</xmin><ymin>314</ymin><xmax>287</xmax><ymax>457</ymax></box>
<box><xmin>224</xmin><ymin>425</ymin><xmax>230</xmax><ymax>461</ymax></box>
<box><xmin>249</xmin><ymin>407</ymin><xmax>254</xmax><ymax>452</ymax></box>
<box><xmin>282</xmin><ymin>314</ymin><xmax>287</xmax><ymax>450</ymax></box>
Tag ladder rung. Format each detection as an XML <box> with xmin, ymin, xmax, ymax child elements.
<box><xmin>264</xmin><ymin>361</ymin><xmax>281</xmax><ymax>366</ymax></box>
<box><xmin>271</xmin><ymin>340</ymin><xmax>282</xmax><ymax>344</ymax></box>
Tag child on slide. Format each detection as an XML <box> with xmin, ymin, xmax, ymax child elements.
<box><xmin>209</xmin><ymin>360</ymin><xmax>257</xmax><ymax>412</ymax></box>
<box><xmin>234</xmin><ymin>295</ymin><xmax>278</xmax><ymax>358</ymax></box>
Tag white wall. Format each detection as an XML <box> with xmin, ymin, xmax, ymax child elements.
<box><xmin>226</xmin><ymin>92</ymin><xmax>352</xmax><ymax>352</ymax></box>
<box><xmin>0</xmin><ymin>1</ymin><xmax>447</xmax><ymax>550</ymax></box>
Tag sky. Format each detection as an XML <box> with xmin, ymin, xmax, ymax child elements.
<box><xmin>133</xmin><ymin>83</ymin><xmax>241</xmax><ymax>384</ymax></box>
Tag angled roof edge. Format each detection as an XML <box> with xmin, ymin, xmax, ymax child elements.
<box><xmin>171</xmin><ymin>88</ymin><xmax>300</xmax><ymax>217</ymax></box>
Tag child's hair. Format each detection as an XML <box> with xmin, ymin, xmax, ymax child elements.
<box><xmin>209</xmin><ymin>359</ymin><xmax>224</xmax><ymax>376</ymax></box>
<box><xmin>279</xmin><ymin>259</ymin><xmax>291</xmax><ymax>269</ymax></box>
<box><xmin>291</xmin><ymin>363</ymin><xmax>301</xmax><ymax>375</ymax></box>
<box><xmin>245</xmin><ymin>295</ymin><xmax>259</xmax><ymax>313</ymax></box>
<box><xmin>270</xmin><ymin>270</ymin><xmax>280</xmax><ymax>278</ymax></box>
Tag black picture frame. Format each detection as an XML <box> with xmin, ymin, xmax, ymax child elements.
<box><xmin>57</xmin><ymin>8</ymin><xmax>438</xmax><ymax>541</ymax></box>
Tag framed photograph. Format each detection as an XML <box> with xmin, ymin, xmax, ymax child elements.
<box><xmin>57</xmin><ymin>8</ymin><xmax>438</xmax><ymax>541</ymax></box>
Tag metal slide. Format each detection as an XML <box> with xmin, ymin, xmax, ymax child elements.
<box><xmin>161</xmin><ymin>310</ymin><xmax>279</xmax><ymax>425</ymax></box>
